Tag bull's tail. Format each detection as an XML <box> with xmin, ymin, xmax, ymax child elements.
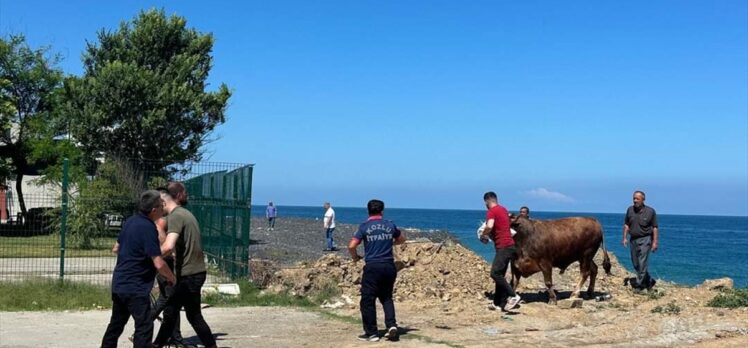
<box><xmin>601</xmin><ymin>229</ymin><xmax>612</xmax><ymax>275</ymax></box>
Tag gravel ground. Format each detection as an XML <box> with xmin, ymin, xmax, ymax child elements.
<box><xmin>248</xmin><ymin>217</ymin><xmax>458</xmax><ymax>266</ymax></box>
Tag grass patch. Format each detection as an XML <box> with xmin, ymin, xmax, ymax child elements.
<box><xmin>651</xmin><ymin>301</ymin><xmax>681</xmax><ymax>315</ymax></box>
<box><xmin>707</xmin><ymin>287</ymin><xmax>748</xmax><ymax>308</ymax></box>
<box><xmin>315</xmin><ymin>310</ymin><xmax>361</xmax><ymax>325</ymax></box>
<box><xmin>202</xmin><ymin>280</ymin><xmax>316</xmax><ymax>308</ymax></box>
<box><xmin>310</xmin><ymin>276</ymin><xmax>342</xmax><ymax>304</ymax></box>
<box><xmin>647</xmin><ymin>289</ymin><xmax>666</xmax><ymax>300</ymax></box>
<box><xmin>0</xmin><ymin>279</ymin><xmax>111</xmax><ymax>311</ymax></box>
<box><xmin>0</xmin><ymin>234</ymin><xmax>116</xmax><ymax>257</ymax></box>
<box><xmin>607</xmin><ymin>301</ymin><xmax>630</xmax><ymax>312</ymax></box>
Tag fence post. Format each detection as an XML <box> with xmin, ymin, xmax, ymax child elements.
<box><xmin>59</xmin><ymin>158</ymin><xmax>69</xmax><ymax>281</ymax></box>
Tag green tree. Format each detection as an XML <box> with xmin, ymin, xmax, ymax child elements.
<box><xmin>0</xmin><ymin>34</ymin><xmax>68</xmax><ymax>215</ymax></box>
<box><xmin>64</xmin><ymin>8</ymin><xmax>231</xmax><ymax>170</ymax></box>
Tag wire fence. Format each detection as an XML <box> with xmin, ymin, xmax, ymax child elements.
<box><xmin>0</xmin><ymin>159</ymin><xmax>253</xmax><ymax>285</ymax></box>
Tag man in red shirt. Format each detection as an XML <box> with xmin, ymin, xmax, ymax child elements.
<box><xmin>479</xmin><ymin>191</ymin><xmax>521</xmax><ymax>311</ymax></box>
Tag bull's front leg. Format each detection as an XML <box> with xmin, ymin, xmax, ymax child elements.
<box><xmin>541</xmin><ymin>263</ymin><xmax>557</xmax><ymax>304</ymax></box>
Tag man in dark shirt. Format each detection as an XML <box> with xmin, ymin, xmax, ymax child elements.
<box><xmin>623</xmin><ymin>190</ymin><xmax>659</xmax><ymax>291</ymax></box>
<box><xmin>101</xmin><ymin>190</ymin><xmax>176</xmax><ymax>348</ymax></box>
<box><xmin>519</xmin><ymin>206</ymin><xmax>530</xmax><ymax>219</ymax></box>
<box><xmin>348</xmin><ymin>199</ymin><xmax>406</xmax><ymax>342</ymax></box>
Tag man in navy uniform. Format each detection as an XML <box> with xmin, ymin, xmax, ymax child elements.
<box><xmin>348</xmin><ymin>199</ymin><xmax>406</xmax><ymax>342</ymax></box>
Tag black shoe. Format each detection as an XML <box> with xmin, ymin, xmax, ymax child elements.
<box><xmin>357</xmin><ymin>334</ymin><xmax>380</xmax><ymax>342</ymax></box>
<box><xmin>647</xmin><ymin>279</ymin><xmax>657</xmax><ymax>290</ymax></box>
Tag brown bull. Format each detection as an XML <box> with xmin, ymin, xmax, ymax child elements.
<box><xmin>509</xmin><ymin>216</ymin><xmax>612</xmax><ymax>304</ymax></box>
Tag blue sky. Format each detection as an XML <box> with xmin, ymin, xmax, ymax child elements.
<box><xmin>2</xmin><ymin>1</ymin><xmax>747</xmax><ymax>216</ymax></box>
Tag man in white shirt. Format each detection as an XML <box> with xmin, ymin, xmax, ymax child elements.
<box><xmin>323</xmin><ymin>202</ymin><xmax>337</xmax><ymax>251</ymax></box>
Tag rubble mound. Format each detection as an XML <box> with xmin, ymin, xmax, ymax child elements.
<box><xmin>272</xmin><ymin>241</ymin><xmax>494</xmax><ymax>304</ymax></box>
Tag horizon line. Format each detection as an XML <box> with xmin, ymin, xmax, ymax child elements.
<box><xmin>251</xmin><ymin>204</ymin><xmax>748</xmax><ymax>218</ymax></box>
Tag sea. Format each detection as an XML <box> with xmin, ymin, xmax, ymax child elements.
<box><xmin>251</xmin><ymin>205</ymin><xmax>748</xmax><ymax>288</ymax></box>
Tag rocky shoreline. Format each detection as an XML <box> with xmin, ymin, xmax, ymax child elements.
<box><xmin>249</xmin><ymin>216</ymin><xmax>748</xmax><ymax>347</ymax></box>
<box><xmin>248</xmin><ymin>216</ymin><xmax>459</xmax><ymax>266</ymax></box>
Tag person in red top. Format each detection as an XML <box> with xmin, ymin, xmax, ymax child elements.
<box><xmin>479</xmin><ymin>191</ymin><xmax>521</xmax><ymax>311</ymax></box>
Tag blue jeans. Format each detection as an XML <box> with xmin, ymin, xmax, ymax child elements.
<box><xmin>326</xmin><ymin>228</ymin><xmax>335</xmax><ymax>250</ymax></box>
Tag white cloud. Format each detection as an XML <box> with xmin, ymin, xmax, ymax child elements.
<box><xmin>525</xmin><ymin>188</ymin><xmax>574</xmax><ymax>203</ymax></box>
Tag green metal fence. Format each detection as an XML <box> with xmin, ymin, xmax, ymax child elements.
<box><xmin>0</xmin><ymin>159</ymin><xmax>253</xmax><ymax>285</ymax></box>
<box><xmin>184</xmin><ymin>164</ymin><xmax>253</xmax><ymax>279</ymax></box>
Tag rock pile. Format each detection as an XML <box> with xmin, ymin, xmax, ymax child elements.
<box><xmin>272</xmin><ymin>241</ymin><xmax>494</xmax><ymax>306</ymax></box>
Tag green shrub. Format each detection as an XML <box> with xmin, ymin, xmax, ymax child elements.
<box><xmin>651</xmin><ymin>301</ymin><xmax>681</xmax><ymax>315</ymax></box>
<box><xmin>707</xmin><ymin>287</ymin><xmax>748</xmax><ymax>308</ymax></box>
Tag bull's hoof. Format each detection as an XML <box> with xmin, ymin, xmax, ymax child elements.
<box><xmin>548</xmin><ymin>299</ymin><xmax>558</xmax><ymax>305</ymax></box>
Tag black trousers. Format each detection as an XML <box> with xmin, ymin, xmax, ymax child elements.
<box><xmin>101</xmin><ymin>292</ymin><xmax>152</xmax><ymax>348</ymax></box>
<box><xmin>154</xmin><ymin>272</ymin><xmax>215</xmax><ymax>348</ymax></box>
<box><xmin>360</xmin><ymin>262</ymin><xmax>397</xmax><ymax>336</ymax></box>
<box><xmin>151</xmin><ymin>258</ymin><xmax>182</xmax><ymax>341</ymax></box>
<box><xmin>490</xmin><ymin>246</ymin><xmax>517</xmax><ymax>307</ymax></box>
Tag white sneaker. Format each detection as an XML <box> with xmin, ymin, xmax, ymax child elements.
<box><xmin>504</xmin><ymin>295</ymin><xmax>521</xmax><ymax>311</ymax></box>
<box><xmin>357</xmin><ymin>334</ymin><xmax>380</xmax><ymax>342</ymax></box>
<box><xmin>487</xmin><ymin>303</ymin><xmax>502</xmax><ymax>311</ymax></box>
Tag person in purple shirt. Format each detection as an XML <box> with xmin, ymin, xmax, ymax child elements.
<box><xmin>348</xmin><ymin>199</ymin><xmax>406</xmax><ymax>342</ymax></box>
<box><xmin>266</xmin><ymin>201</ymin><xmax>277</xmax><ymax>230</ymax></box>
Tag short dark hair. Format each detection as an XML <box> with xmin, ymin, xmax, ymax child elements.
<box><xmin>634</xmin><ymin>190</ymin><xmax>646</xmax><ymax>199</ymax></box>
<box><xmin>138</xmin><ymin>190</ymin><xmax>162</xmax><ymax>215</ymax></box>
<box><xmin>483</xmin><ymin>191</ymin><xmax>497</xmax><ymax>201</ymax></box>
<box><xmin>367</xmin><ymin>199</ymin><xmax>384</xmax><ymax>216</ymax></box>
<box><xmin>520</xmin><ymin>206</ymin><xmax>530</xmax><ymax>213</ymax></box>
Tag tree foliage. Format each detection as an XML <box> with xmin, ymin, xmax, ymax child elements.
<box><xmin>0</xmin><ymin>34</ymin><xmax>72</xmax><ymax>215</ymax></box>
<box><xmin>64</xmin><ymin>8</ymin><xmax>231</xmax><ymax>169</ymax></box>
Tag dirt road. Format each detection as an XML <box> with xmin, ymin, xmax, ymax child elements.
<box><xmin>0</xmin><ymin>306</ymin><xmax>450</xmax><ymax>348</ymax></box>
